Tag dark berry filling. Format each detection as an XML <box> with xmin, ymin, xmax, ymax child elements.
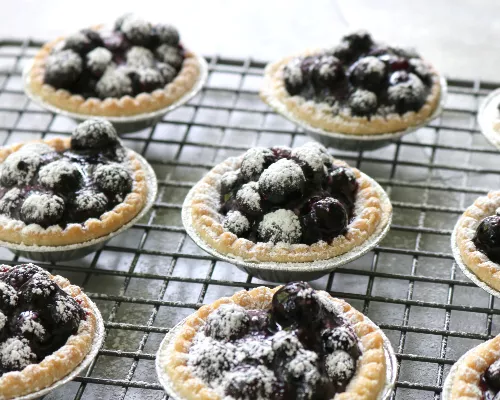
<box><xmin>220</xmin><ymin>143</ymin><xmax>358</xmax><ymax>245</ymax></box>
<box><xmin>474</xmin><ymin>212</ymin><xmax>500</xmax><ymax>264</ymax></box>
<box><xmin>283</xmin><ymin>31</ymin><xmax>435</xmax><ymax>117</ymax></box>
<box><xmin>0</xmin><ymin>264</ymin><xmax>85</xmax><ymax>374</ymax></box>
<box><xmin>0</xmin><ymin>119</ymin><xmax>133</xmax><ymax>228</ymax></box>
<box><xmin>481</xmin><ymin>359</ymin><xmax>500</xmax><ymax>399</ymax></box>
<box><xmin>188</xmin><ymin>282</ymin><xmax>361</xmax><ymax>400</ymax></box>
<box><xmin>43</xmin><ymin>15</ymin><xmax>183</xmax><ymax>99</ymax></box>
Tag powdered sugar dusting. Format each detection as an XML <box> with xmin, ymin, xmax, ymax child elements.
<box><xmin>223</xmin><ymin>210</ymin><xmax>250</xmax><ymax>236</ymax></box>
<box><xmin>0</xmin><ymin>151</ymin><xmax>42</xmax><ymax>186</ymax></box>
<box><xmin>291</xmin><ymin>146</ymin><xmax>324</xmax><ymax>172</ymax></box>
<box><xmin>205</xmin><ymin>304</ymin><xmax>249</xmax><ymax>340</ymax></box>
<box><xmin>258</xmin><ymin>159</ymin><xmax>305</xmax><ymax>198</ymax></box>
<box><xmin>240</xmin><ymin>147</ymin><xmax>274</xmax><ymax>181</ymax></box>
<box><xmin>0</xmin><ymin>337</ymin><xmax>35</xmax><ymax>370</ymax></box>
<box><xmin>20</xmin><ymin>193</ymin><xmax>64</xmax><ymax>225</ymax></box>
<box><xmin>325</xmin><ymin>350</ymin><xmax>355</xmax><ymax>382</ymax></box>
<box><xmin>19</xmin><ymin>315</ymin><xmax>46</xmax><ymax>339</ymax></box>
<box><xmin>38</xmin><ymin>160</ymin><xmax>79</xmax><ymax>189</ymax></box>
<box><xmin>258</xmin><ymin>209</ymin><xmax>301</xmax><ymax>244</ymax></box>
<box><xmin>126</xmin><ymin>46</ymin><xmax>155</xmax><ymax>68</ymax></box>
<box><xmin>0</xmin><ymin>312</ymin><xmax>6</xmax><ymax>330</ymax></box>
<box><xmin>236</xmin><ymin>182</ymin><xmax>261</xmax><ymax>213</ymax></box>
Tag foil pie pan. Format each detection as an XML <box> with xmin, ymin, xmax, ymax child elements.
<box><xmin>477</xmin><ymin>87</ymin><xmax>500</xmax><ymax>150</ymax></box>
<box><xmin>17</xmin><ymin>296</ymin><xmax>105</xmax><ymax>400</ymax></box>
<box><xmin>451</xmin><ymin>222</ymin><xmax>500</xmax><ymax>298</ymax></box>
<box><xmin>0</xmin><ymin>150</ymin><xmax>157</xmax><ymax>263</ymax></box>
<box><xmin>182</xmin><ymin>172</ymin><xmax>392</xmax><ymax>283</ymax></box>
<box><xmin>265</xmin><ymin>76</ymin><xmax>447</xmax><ymax>152</ymax></box>
<box><xmin>22</xmin><ymin>55</ymin><xmax>208</xmax><ymax>135</ymax></box>
<box><xmin>155</xmin><ymin>310</ymin><xmax>397</xmax><ymax>400</ymax></box>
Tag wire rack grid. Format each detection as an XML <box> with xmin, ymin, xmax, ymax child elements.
<box><xmin>0</xmin><ymin>38</ymin><xmax>499</xmax><ymax>400</ymax></box>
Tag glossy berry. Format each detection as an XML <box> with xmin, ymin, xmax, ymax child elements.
<box><xmin>0</xmin><ymin>264</ymin><xmax>49</xmax><ymax>290</ymax></box>
<box><xmin>93</xmin><ymin>164</ymin><xmax>132</xmax><ymax>198</ymax></box>
<box><xmin>326</xmin><ymin>166</ymin><xmax>358</xmax><ymax>200</ymax></box>
<box><xmin>348</xmin><ymin>56</ymin><xmax>386</xmax><ymax>91</ymax></box>
<box><xmin>38</xmin><ymin>160</ymin><xmax>82</xmax><ymax>192</ymax></box>
<box><xmin>43</xmin><ymin>50</ymin><xmax>83</xmax><ymax>89</ymax></box>
<box><xmin>258</xmin><ymin>159</ymin><xmax>305</xmax><ymax>204</ymax></box>
<box><xmin>20</xmin><ymin>193</ymin><xmax>65</xmax><ymax>228</ymax></box>
<box><xmin>475</xmin><ymin>215</ymin><xmax>500</xmax><ymax>263</ymax></box>
<box><xmin>10</xmin><ymin>310</ymin><xmax>47</xmax><ymax>344</ymax></box>
<box><xmin>18</xmin><ymin>273</ymin><xmax>58</xmax><ymax>309</ymax></box>
<box><xmin>271</xmin><ymin>282</ymin><xmax>321</xmax><ymax>328</ymax></box>
<box><xmin>311</xmin><ymin>197</ymin><xmax>348</xmax><ymax>238</ymax></box>
<box><xmin>71</xmin><ymin>119</ymin><xmax>119</xmax><ymax>150</ymax></box>
<box><xmin>300</xmin><ymin>213</ymin><xmax>323</xmax><ymax>245</ymax></box>
<box><xmin>291</xmin><ymin>146</ymin><xmax>326</xmax><ymax>184</ymax></box>
<box><xmin>205</xmin><ymin>304</ymin><xmax>249</xmax><ymax>340</ymax></box>
<box><xmin>485</xmin><ymin>359</ymin><xmax>500</xmax><ymax>392</ymax></box>
<box><xmin>311</xmin><ymin>56</ymin><xmax>344</xmax><ymax>89</ymax></box>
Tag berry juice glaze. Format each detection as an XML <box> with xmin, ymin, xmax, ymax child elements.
<box><xmin>219</xmin><ymin>142</ymin><xmax>358</xmax><ymax>246</ymax></box>
<box><xmin>187</xmin><ymin>282</ymin><xmax>362</xmax><ymax>400</ymax></box>
<box><xmin>0</xmin><ymin>119</ymin><xmax>133</xmax><ymax>229</ymax></box>
<box><xmin>474</xmin><ymin>212</ymin><xmax>500</xmax><ymax>264</ymax></box>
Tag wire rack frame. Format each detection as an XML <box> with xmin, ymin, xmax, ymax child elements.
<box><xmin>0</xmin><ymin>38</ymin><xmax>499</xmax><ymax>399</ymax></box>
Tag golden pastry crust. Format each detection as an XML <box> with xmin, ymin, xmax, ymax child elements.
<box><xmin>448</xmin><ymin>335</ymin><xmax>500</xmax><ymax>399</ymax></box>
<box><xmin>0</xmin><ymin>267</ymin><xmax>97</xmax><ymax>399</ymax></box>
<box><xmin>0</xmin><ymin>137</ymin><xmax>149</xmax><ymax>246</ymax></box>
<box><xmin>163</xmin><ymin>286</ymin><xmax>387</xmax><ymax>400</ymax></box>
<box><xmin>455</xmin><ymin>191</ymin><xmax>500</xmax><ymax>291</ymax></box>
<box><xmin>260</xmin><ymin>49</ymin><xmax>442</xmax><ymax>135</ymax></box>
<box><xmin>28</xmin><ymin>29</ymin><xmax>202</xmax><ymax>117</ymax></box>
<box><xmin>188</xmin><ymin>156</ymin><xmax>392</xmax><ymax>263</ymax></box>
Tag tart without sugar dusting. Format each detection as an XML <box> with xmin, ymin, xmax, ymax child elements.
<box><xmin>454</xmin><ymin>191</ymin><xmax>500</xmax><ymax>291</ymax></box>
<box><xmin>261</xmin><ymin>31</ymin><xmax>442</xmax><ymax>135</ymax></box>
<box><xmin>0</xmin><ymin>263</ymin><xmax>97</xmax><ymax>399</ymax></box>
<box><xmin>0</xmin><ymin>118</ymin><xmax>149</xmax><ymax>246</ymax></box>
<box><xmin>188</xmin><ymin>142</ymin><xmax>392</xmax><ymax>263</ymax></box>
<box><xmin>162</xmin><ymin>282</ymin><xmax>388</xmax><ymax>400</ymax></box>
<box><xmin>28</xmin><ymin>14</ymin><xmax>202</xmax><ymax>117</ymax></box>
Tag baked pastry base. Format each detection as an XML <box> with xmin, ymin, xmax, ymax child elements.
<box><xmin>164</xmin><ymin>286</ymin><xmax>387</xmax><ymax>400</ymax></box>
<box><xmin>28</xmin><ymin>30</ymin><xmax>202</xmax><ymax>117</ymax></box>
<box><xmin>455</xmin><ymin>191</ymin><xmax>500</xmax><ymax>291</ymax></box>
<box><xmin>0</xmin><ymin>137</ymin><xmax>149</xmax><ymax>247</ymax></box>
<box><xmin>0</xmin><ymin>267</ymin><xmax>97</xmax><ymax>399</ymax></box>
<box><xmin>260</xmin><ymin>49</ymin><xmax>442</xmax><ymax>135</ymax></box>
<box><xmin>189</xmin><ymin>156</ymin><xmax>392</xmax><ymax>263</ymax></box>
<box><xmin>448</xmin><ymin>335</ymin><xmax>500</xmax><ymax>399</ymax></box>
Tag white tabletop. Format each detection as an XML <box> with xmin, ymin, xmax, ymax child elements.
<box><xmin>2</xmin><ymin>0</ymin><xmax>500</xmax><ymax>82</ymax></box>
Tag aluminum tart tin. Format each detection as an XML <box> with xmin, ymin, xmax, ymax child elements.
<box><xmin>478</xmin><ymin>87</ymin><xmax>500</xmax><ymax>150</ymax></box>
<box><xmin>155</xmin><ymin>311</ymin><xmax>397</xmax><ymax>400</ymax></box>
<box><xmin>17</xmin><ymin>295</ymin><xmax>105</xmax><ymax>400</ymax></box>
<box><xmin>265</xmin><ymin>76</ymin><xmax>447</xmax><ymax>152</ymax></box>
<box><xmin>0</xmin><ymin>150</ymin><xmax>157</xmax><ymax>263</ymax></box>
<box><xmin>22</xmin><ymin>54</ymin><xmax>208</xmax><ymax>135</ymax></box>
<box><xmin>451</xmin><ymin>222</ymin><xmax>500</xmax><ymax>298</ymax></box>
<box><xmin>182</xmin><ymin>172</ymin><xmax>392</xmax><ymax>283</ymax></box>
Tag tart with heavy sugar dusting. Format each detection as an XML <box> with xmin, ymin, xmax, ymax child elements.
<box><xmin>27</xmin><ymin>14</ymin><xmax>202</xmax><ymax>117</ymax></box>
<box><xmin>447</xmin><ymin>334</ymin><xmax>500</xmax><ymax>399</ymax></box>
<box><xmin>162</xmin><ymin>282</ymin><xmax>388</xmax><ymax>400</ymax></box>
<box><xmin>0</xmin><ymin>263</ymin><xmax>97</xmax><ymax>399</ymax></box>
<box><xmin>0</xmin><ymin>118</ymin><xmax>150</xmax><ymax>246</ymax></box>
<box><xmin>454</xmin><ymin>191</ymin><xmax>500</xmax><ymax>291</ymax></box>
<box><xmin>261</xmin><ymin>30</ymin><xmax>442</xmax><ymax>135</ymax></box>
<box><xmin>188</xmin><ymin>141</ymin><xmax>392</xmax><ymax>263</ymax></box>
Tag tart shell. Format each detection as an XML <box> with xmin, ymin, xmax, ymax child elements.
<box><xmin>28</xmin><ymin>29</ymin><xmax>202</xmax><ymax>117</ymax></box>
<box><xmin>161</xmin><ymin>286</ymin><xmax>388</xmax><ymax>400</ymax></box>
<box><xmin>187</xmin><ymin>155</ymin><xmax>392</xmax><ymax>264</ymax></box>
<box><xmin>454</xmin><ymin>191</ymin><xmax>500</xmax><ymax>292</ymax></box>
<box><xmin>260</xmin><ymin>49</ymin><xmax>442</xmax><ymax>136</ymax></box>
<box><xmin>0</xmin><ymin>138</ymin><xmax>150</xmax><ymax>247</ymax></box>
<box><xmin>0</xmin><ymin>266</ymin><xmax>98</xmax><ymax>399</ymax></box>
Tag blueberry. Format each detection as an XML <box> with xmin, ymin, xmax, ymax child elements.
<box><xmin>348</xmin><ymin>89</ymin><xmax>378</xmax><ymax>116</ymax></box>
<box><xmin>258</xmin><ymin>209</ymin><xmax>302</xmax><ymax>244</ymax></box>
<box><xmin>220</xmin><ymin>170</ymin><xmax>241</xmax><ymax>195</ymax></box>
<box><xmin>20</xmin><ymin>193</ymin><xmax>65</xmax><ymax>228</ymax></box>
<box><xmin>389</xmin><ymin>70</ymin><xmax>410</xmax><ymax>86</ymax></box>
<box><xmin>95</xmin><ymin>67</ymin><xmax>133</xmax><ymax>98</ymax></box>
<box><xmin>101</xmin><ymin>31</ymin><xmax>130</xmax><ymax>53</ymax></box>
<box><xmin>205</xmin><ymin>304</ymin><xmax>249</xmax><ymax>340</ymax></box>
<box><xmin>311</xmin><ymin>55</ymin><xmax>344</xmax><ymax>89</ymax></box>
<box><xmin>93</xmin><ymin>164</ymin><xmax>132</xmax><ymax>199</ymax></box>
<box><xmin>271</xmin><ymin>282</ymin><xmax>321</xmax><ymax>328</ymax></box>
<box><xmin>62</xmin><ymin>30</ymin><xmax>102</xmax><ymax>55</ymax></box>
<box><xmin>157</xmin><ymin>62</ymin><xmax>178</xmax><ymax>84</ymax></box>
<box><xmin>348</xmin><ymin>56</ymin><xmax>386</xmax><ymax>91</ymax></box>
<box><xmin>121</xmin><ymin>17</ymin><xmax>153</xmax><ymax>47</ymax></box>
<box><xmin>300</xmin><ymin>213</ymin><xmax>322</xmax><ymax>245</ymax></box>
<box><xmin>0</xmin><ymin>337</ymin><xmax>37</xmax><ymax>371</ymax></box>
<box><xmin>235</xmin><ymin>182</ymin><xmax>262</xmax><ymax>216</ymax></box>
<box><xmin>258</xmin><ymin>159</ymin><xmax>305</xmax><ymax>204</ymax></box>
<box><xmin>223</xmin><ymin>210</ymin><xmax>250</xmax><ymax>237</ymax></box>
<box><xmin>155</xmin><ymin>23</ymin><xmax>180</xmax><ymax>46</ymax></box>
<box><xmin>271</xmin><ymin>146</ymin><xmax>292</xmax><ymax>160</ymax></box>
<box><xmin>283</xmin><ymin>58</ymin><xmax>306</xmax><ymax>96</ymax></box>
<box><xmin>38</xmin><ymin>160</ymin><xmax>82</xmax><ymax>192</ymax></box>
<box><xmin>46</xmin><ymin>293</ymin><xmax>84</xmax><ymax>334</ymax></box>
<box><xmin>18</xmin><ymin>273</ymin><xmax>58</xmax><ymax>308</ymax></box>
<box><xmin>322</xmin><ymin>326</ymin><xmax>359</xmax><ymax>355</ymax></box>
<box><xmin>409</xmin><ymin>58</ymin><xmax>433</xmax><ymax>84</ymax></box>
<box><xmin>156</xmin><ymin>44</ymin><xmax>183</xmax><ymax>71</ymax></box>
<box><xmin>126</xmin><ymin>46</ymin><xmax>155</xmax><ymax>68</ymax></box>
<box><xmin>343</xmin><ymin>30</ymin><xmax>373</xmax><ymax>54</ymax></box>
<box><xmin>70</xmin><ymin>190</ymin><xmax>109</xmax><ymax>223</ymax></box>
<box><xmin>325</xmin><ymin>350</ymin><xmax>355</xmax><ymax>383</ymax></box>
<box><xmin>311</xmin><ymin>197</ymin><xmax>348</xmax><ymax>238</ymax></box>
<box><xmin>0</xmin><ymin>151</ymin><xmax>42</xmax><ymax>187</ymax></box>
<box><xmin>0</xmin><ymin>281</ymin><xmax>17</xmax><ymax>314</ymax></box>
<box><xmin>240</xmin><ymin>147</ymin><xmax>275</xmax><ymax>182</ymax></box>
<box><xmin>291</xmin><ymin>146</ymin><xmax>326</xmax><ymax>184</ymax></box>
<box><xmin>10</xmin><ymin>311</ymin><xmax>48</xmax><ymax>352</ymax></box>
<box><xmin>329</xmin><ymin>41</ymin><xmax>356</xmax><ymax>64</ymax></box>
<box><xmin>44</xmin><ymin>50</ymin><xmax>83</xmax><ymax>89</ymax></box>
<box><xmin>387</xmin><ymin>72</ymin><xmax>426</xmax><ymax>113</ymax></box>
<box><xmin>71</xmin><ymin>119</ymin><xmax>119</xmax><ymax>150</ymax></box>
<box><xmin>0</xmin><ymin>188</ymin><xmax>23</xmax><ymax>216</ymax></box>
<box><xmin>325</xmin><ymin>166</ymin><xmax>358</xmax><ymax>201</ymax></box>
<box><xmin>223</xmin><ymin>366</ymin><xmax>276</xmax><ymax>400</ymax></box>
<box><xmin>129</xmin><ymin>68</ymin><xmax>166</xmax><ymax>94</ymax></box>
<box><xmin>86</xmin><ymin>47</ymin><xmax>113</xmax><ymax>77</ymax></box>
<box><xmin>474</xmin><ymin>215</ymin><xmax>500</xmax><ymax>263</ymax></box>
<box><xmin>0</xmin><ymin>264</ymin><xmax>49</xmax><ymax>291</ymax></box>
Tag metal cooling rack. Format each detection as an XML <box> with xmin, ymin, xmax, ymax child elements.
<box><xmin>1</xmin><ymin>38</ymin><xmax>500</xmax><ymax>400</ymax></box>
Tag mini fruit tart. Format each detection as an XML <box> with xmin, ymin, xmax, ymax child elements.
<box><xmin>187</xmin><ymin>142</ymin><xmax>392</xmax><ymax>263</ymax></box>
<box><xmin>0</xmin><ymin>263</ymin><xmax>99</xmax><ymax>399</ymax></box>
<box><xmin>261</xmin><ymin>31</ymin><xmax>442</xmax><ymax>135</ymax></box>
<box><xmin>160</xmin><ymin>282</ymin><xmax>390</xmax><ymax>400</ymax></box>
<box><xmin>0</xmin><ymin>118</ymin><xmax>151</xmax><ymax>246</ymax></box>
<box><xmin>27</xmin><ymin>14</ymin><xmax>203</xmax><ymax>117</ymax></box>
<box><xmin>454</xmin><ymin>191</ymin><xmax>500</xmax><ymax>291</ymax></box>
<box><xmin>445</xmin><ymin>334</ymin><xmax>500</xmax><ymax>399</ymax></box>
